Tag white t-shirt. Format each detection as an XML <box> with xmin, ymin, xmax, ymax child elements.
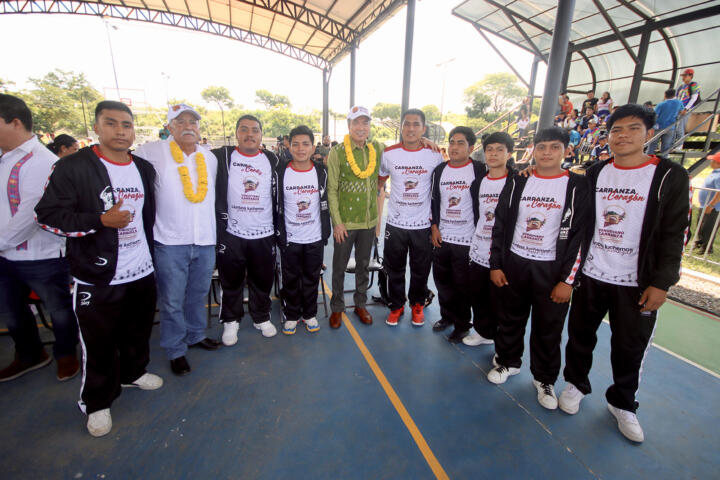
<box><xmin>380</xmin><ymin>144</ymin><xmax>443</xmax><ymax>229</ymax></box>
<box><xmin>511</xmin><ymin>173</ymin><xmax>568</xmax><ymax>261</ymax></box>
<box><xmin>469</xmin><ymin>173</ymin><xmax>508</xmax><ymax>267</ymax></box>
<box><xmin>134</xmin><ymin>139</ymin><xmax>217</xmax><ymax>246</ymax></box>
<box><xmin>97</xmin><ymin>153</ymin><xmax>153</xmax><ymax>285</ymax></box>
<box><xmin>582</xmin><ymin>158</ymin><xmax>657</xmax><ymax>286</ymax></box>
<box><xmin>438</xmin><ymin>161</ymin><xmax>476</xmax><ymax>246</ymax></box>
<box><xmin>283</xmin><ymin>164</ymin><xmax>322</xmax><ymax>244</ymax></box>
<box><xmin>227</xmin><ymin>149</ymin><xmax>274</xmax><ymax>239</ymax></box>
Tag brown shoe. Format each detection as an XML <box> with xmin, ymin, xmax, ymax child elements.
<box><xmin>329</xmin><ymin>312</ymin><xmax>343</xmax><ymax>329</ymax></box>
<box><xmin>0</xmin><ymin>349</ymin><xmax>51</xmax><ymax>383</ymax></box>
<box><xmin>57</xmin><ymin>354</ymin><xmax>80</xmax><ymax>381</ymax></box>
<box><xmin>354</xmin><ymin>307</ymin><xmax>373</xmax><ymax>325</ymax></box>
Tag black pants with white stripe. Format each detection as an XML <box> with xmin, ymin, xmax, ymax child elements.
<box><xmin>280</xmin><ymin>240</ymin><xmax>324</xmax><ymax>321</ymax></box>
<box><xmin>382</xmin><ymin>225</ymin><xmax>432</xmax><ymax>311</ymax></box>
<box><xmin>563</xmin><ymin>276</ymin><xmax>657</xmax><ymax>413</ymax></box>
<box><xmin>467</xmin><ymin>261</ymin><xmax>503</xmax><ymax>340</ymax></box>
<box><xmin>217</xmin><ymin>232</ymin><xmax>276</xmax><ymax>324</ymax></box>
<box><xmin>495</xmin><ymin>252</ymin><xmax>569</xmax><ymax>384</ymax></box>
<box><xmin>74</xmin><ymin>273</ymin><xmax>156</xmax><ymax>414</ymax></box>
<box><xmin>432</xmin><ymin>241</ymin><xmax>472</xmax><ymax>331</ymax></box>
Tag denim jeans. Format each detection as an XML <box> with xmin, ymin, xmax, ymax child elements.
<box><xmin>646</xmin><ymin>128</ymin><xmax>675</xmax><ymax>158</ymax></box>
<box><xmin>0</xmin><ymin>257</ymin><xmax>77</xmax><ymax>362</ymax></box>
<box><xmin>154</xmin><ymin>243</ymin><xmax>215</xmax><ymax>360</ymax></box>
<box><xmin>674</xmin><ymin>114</ymin><xmax>689</xmax><ymax>146</ymax></box>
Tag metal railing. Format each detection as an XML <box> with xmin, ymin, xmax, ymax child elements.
<box><xmin>645</xmin><ymin>85</ymin><xmax>720</xmax><ymax>166</ymax></box>
<box><xmin>685</xmin><ymin>186</ymin><xmax>720</xmax><ymax>265</ymax></box>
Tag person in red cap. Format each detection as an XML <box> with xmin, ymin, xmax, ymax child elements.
<box><xmin>675</xmin><ymin>68</ymin><xmax>700</xmax><ymax>148</ymax></box>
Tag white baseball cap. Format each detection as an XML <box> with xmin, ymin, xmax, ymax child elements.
<box><xmin>168</xmin><ymin>103</ymin><xmax>201</xmax><ymax>123</ymax></box>
<box><xmin>348</xmin><ymin>105</ymin><xmax>371</xmax><ymax>121</ymax></box>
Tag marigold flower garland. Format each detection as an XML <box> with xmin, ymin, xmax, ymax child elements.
<box><xmin>170</xmin><ymin>141</ymin><xmax>208</xmax><ymax>203</ymax></box>
<box><xmin>343</xmin><ymin>135</ymin><xmax>376</xmax><ymax>179</ymax></box>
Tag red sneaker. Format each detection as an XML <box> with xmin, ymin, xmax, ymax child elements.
<box><xmin>411</xmin><ymin>304</ymin><xmax>425</xmax><ymax>326</ymax></box>
<box><xmin>385</xmin><ymin>308</ymin><xmax>404</xmax><ymax>326</ymax></box>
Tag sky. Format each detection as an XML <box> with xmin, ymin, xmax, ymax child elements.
<box><xmin>0</xmin><ymin>0</ymin><xmax>542</xmax><ymax>118</ymax></box>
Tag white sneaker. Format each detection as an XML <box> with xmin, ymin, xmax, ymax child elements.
<box><xmin>283</xmin><ymin>320</ymin><xmax>297</xmax><ymax>335</ymax></box>
<box><xmin>608</xmin><ymin>404</ymin><xmax>645</xmax><ymax>442</ymax></box>
<box><xmin>303</xmin><ymin>317</ymin><xmax>320</xmax><ymax>333</ymax></box>
<box><xmin>487</xmin><ymin>364</ymin><xmax>520</xmax><ymax>384</ymax></box>
<box><xmin>254</xmin><ymin>320</ymin><xmax>277</xmax><ymax>338</ymax></box>
<box><xmin>87</xmin><ymin>408</ymin><xmax>112</xmax><ymax>437</ymax></box>
<box><xmin>462</xmin><ymin>330</ymin><xmax>494</xmax><ymax>346</ymax></box>
<box><xmin>558</xmin><ymin>383</ymin><xmax>585</xmax><ymax>415</ymax></box>
<box><xmin>123</xmin><ymin>373</ymin><xmax>163</xmax><ymax>390</ymax></box>
<box><xmin>222</xmin><ymin>321</ymin><xmax>239</xmax><ymax>346</ymax></box>
<box><xmin>533</xmin><ymin>380</ymin><xmax>558</xmax><ymax>410</ymax></box>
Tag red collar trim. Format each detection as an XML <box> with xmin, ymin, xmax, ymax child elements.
<box><xmin>448</xmin><ymin>160</ymin><xmax>471</xmax><ymax>168</ymax></box>
<box><xmin>534</xmin><ymin>171</ymin><xmax>569</xmax><ymax>179</ymax></box>
<box><xmin>401</xmin><ymin>144</ymin><xmax>424</xmax><ymax>152</ymax></box>
<box><xmin>486</xmin><ymin>173</ymin><xmax>508</xmax><ymax>180</ymax></box>
<box><xmin>235</xmin><ymin>147</ymin><xmax>261</xmax><ymax>157</ymax></box>
<box><xmin>287</xmin><ymin>162</ymin><xmax>314</xmax><ymax>172</ymax></box>
<box><xmin>611</xmin><ymin>155</ymin><xmax>660</xmax><ymax>170</ymax></box>
<box><xmin>92</xmin><ymin>145</ymin><xmax>132</xmax><ymax>166</ymax></box>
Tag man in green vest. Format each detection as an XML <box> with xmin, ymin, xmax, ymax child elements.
<box><xmin>327</xmin><ymin>106</ymin><xmax>385</xmax><ymax>328</ymax></box>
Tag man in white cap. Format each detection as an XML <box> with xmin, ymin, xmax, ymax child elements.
<box><xmin>327</xmin><ymin>106</ymin><xmax>385</xmax><ymax>329</ymax></box>
<box><xmin>135</xmin><ymin>103</ymin><xmax>220</xmax><ymax>376</ymax></box>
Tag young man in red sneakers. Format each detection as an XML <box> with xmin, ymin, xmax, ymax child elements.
<box><xmin>463</xmin><ymin>132</ymin><xmax>515</xmax><ymax>347</ymax></box>
<box><xmin>559</xmin><ymin>104</ymin><xmax>689</xmax><ymax>443</ymax></box>
<box><xmin>378</xmin><ymin>109</ymin><xmax>443</xmax><ymax>327</ymax></box>
<box><xmin>430</xmin><ymin>127</ymin><xmax>485</xmax><ymax>343</ymax></box>
<box><xmin>487</xmin><ymin>127</ymin><xmax>588</xmax><ymax>411</ymax></box>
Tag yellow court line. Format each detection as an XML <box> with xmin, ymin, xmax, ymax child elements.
<box><xmin>322</xmin><ymin>280</ymin><xmax>449</xmax><ymax>480</ymax></box>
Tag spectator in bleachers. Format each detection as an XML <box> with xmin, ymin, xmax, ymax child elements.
<box><xmin>675</xmin><ymin>68</ymin><xmax>701</xmax><ymax>149</ymax></box>
<box><xmin>579</xmin><ymin>107</ymin><xmax>599</xmax><ymax>132</ymax></box>
<box><xmin>646</xmin><ymin>88</ymin><xmax>683</xmax><ymax>159</ymax></box>
<box><xmin>516</xmin><ymin>111</ymin><xmax>530</xmax><ymax>138</ymax></box>
<box><xmin>563</xmin><ymin>109</ymin><xmax>579</xmax><ymax>131</ymax></box>
<box><xmin>596</xmin><ymin>92</ymin><xmax>613</xmax><ymax>119</ymax></box>
<box><xmin>581</xmin><ymin>90</ymin><xmax>598</xmax><ymax>114</ymax></box>
<box><xmin>694</xmin><ymin>152</ymin><xmax>720</xmax><ymax>254</ymax></box>
<box><xmin>555</xmin><ymin>94</ymin><xmax>573</xmax><ymax>124</ymax></box>
<box><xmin>590</xmin><ymin>133</ymin><xmax>610</xmax><ymax>161</ymax></box>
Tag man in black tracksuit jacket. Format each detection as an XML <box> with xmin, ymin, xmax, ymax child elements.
<box><xmin>487</xmin><ymin>127</ymin><xmax>588</xmax><ymax>409</ymax></box>
<box><xmin>213</xmin><ymin>115</ymin><xmax>281</xmax><ymax>342</ymax></box>
<box><xmin>559</xmin><ymin>104</ymin><xmax>689</xmax><ymax>443</ymax></box>
<box><xmin>275</xmin><ymin>126</ymin><xmax>331</xmax><ymax>333</ymax></box>
<box><xmin>430</xmin><ymin>127</ymin><xmax>485</xmax><ymax>342</ymax></box>
<box><xmin>35</xmin><ymin>101</ymin><xmax>161</xmax><ymax>437</ymax></box>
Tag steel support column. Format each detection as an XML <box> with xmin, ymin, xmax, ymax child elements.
<box><xmin>528</xmin><ymin>55</ymin><xmax>540</xmax><ymax>116</ymax></box>
<box><xmin>537</xmin><ymin>0</ymin><xmax>576</xmax><ymax>131</ymax></box>
<box><xmin>628</xmin><ymin>28</ymin><xmax>651</xmax><ymax>104</ymax></box>
<box><xmin>350</xmin><ymin>42</ymin><xmax>357</xmax><ymax>107</ymax></box>
<box><xmin>322</xmin><ymin>68</ymin><xmax>330</xmax><ymax>138</ymax></box>
<box><xmin>400</xmin><ymin>0</ymin><xmax>416</xmax><ymax>115</ymax></box>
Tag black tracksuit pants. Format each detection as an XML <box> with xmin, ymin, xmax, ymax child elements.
<box><xmin>563</xmin><ymin>276</ymin><xmax>657</xmax><ymax>413</ymax></box>
<box><xmin>74</xmin><ymin>273</ymin><xmax>156</xmax><ymax>414</ymax></box>
<box><xmin>217</xmin><ymin>233</ymin><xmax>275</xmax><ymax>324</ymax></box>
<box><xmin>382</xmin><ymin>224</ymin><xmax>432</xmax><ymax>310</ymax></box>
<box><xmin>495</xmin><ymin>252</ymin><xmax>569</xmax><ymax>384</ymax></box>
<box><xmin>432</xmin><ymin>241</ymin><xmax>472</xmax><ymax>331</ymax></box>
<box><xmin>468</xmin><ymin>261</ymin><xmax>503</xmax><ymax>340</ymax></box>
<box><xmin>280</xmin><ymin>240</ymin><xmax>324</xmax><ymax>321</ymax></box>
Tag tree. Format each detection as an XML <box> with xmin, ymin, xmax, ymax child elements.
<box><xmin>202</xmin><ymin>86</ymin><xmax>234</xmax><ymax>141</ymax></box>
<box><xmin>255</xmin><ymin>89</ymin><xmax>292</xmax><ymax>110</ymax></box>
<box><xmin>421</xmin><ymin>104</ymin><xmax>441</xmax><ymax>122</ymax></box>
<box><xmin>26</xmin><ymin>69</ymin><xmax>103</xmax><ymax>136</ymax></box>
<box><xmin>0</xmin><ymin>78</ymin><xmax>14</xmax><ymax>93</ymax></box>
<box><xmin>372</xmin><ymin>103</ymin><xmax>401</xmax><ymax>121</ymax></box>
<box><xmin>464</xmin><ymin>73</ymin><xmax>526</xmax><ymax>120</ymax></box>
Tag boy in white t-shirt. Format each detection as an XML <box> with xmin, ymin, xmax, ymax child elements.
<box><xmin>560</xmin><ymin>104</ymin><xmax>689</xmax><ymax>443</ymax></box>
<box><xmin>276</xmin><ymin>125</ymin><xmax>331</xmax><ymax>335</ymax></box>
<box><xmin>430</xmin><ymin>127</ymin><xmax>486</xmax><ymax>343</ymax></box>
<box><xmin>463</xmin><ymin>132</ymin><xmax>515</xmax><ymax>347</ymax></box>
<box><xmin>487</xmin><ymin>127</ymin><xmax>588</xmax><ymax>411</ymax></box>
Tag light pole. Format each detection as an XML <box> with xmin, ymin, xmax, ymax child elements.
<box><xmin>435</xmin><ymin>57</ymin><xmax>456</xmax><ymax>125</ymax></box>
<box><xmin>102</xmin><ymin>17</ymin><xmax>121</xmax><ymax>100</ymax></box>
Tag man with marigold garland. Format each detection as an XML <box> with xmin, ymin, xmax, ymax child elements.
<box><xmin>327</xmin><ymin>106</ymin><xmax>385</xmax><ymax>328</ymax></box>
<box><xmin>135</xmin><ymin>104</ymin><xmax>221</xmax><ymax>377</ymax></box>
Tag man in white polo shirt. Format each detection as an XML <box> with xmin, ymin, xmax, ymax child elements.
<box><xmin>135</xmin><ymin>104</ymin><xmax>220</xmax><ymax>376</ymax></box>
<box><xmin>0</xmin><ymin>94</ymin><xmax>79</xmax><ymax>383</ymax></box>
